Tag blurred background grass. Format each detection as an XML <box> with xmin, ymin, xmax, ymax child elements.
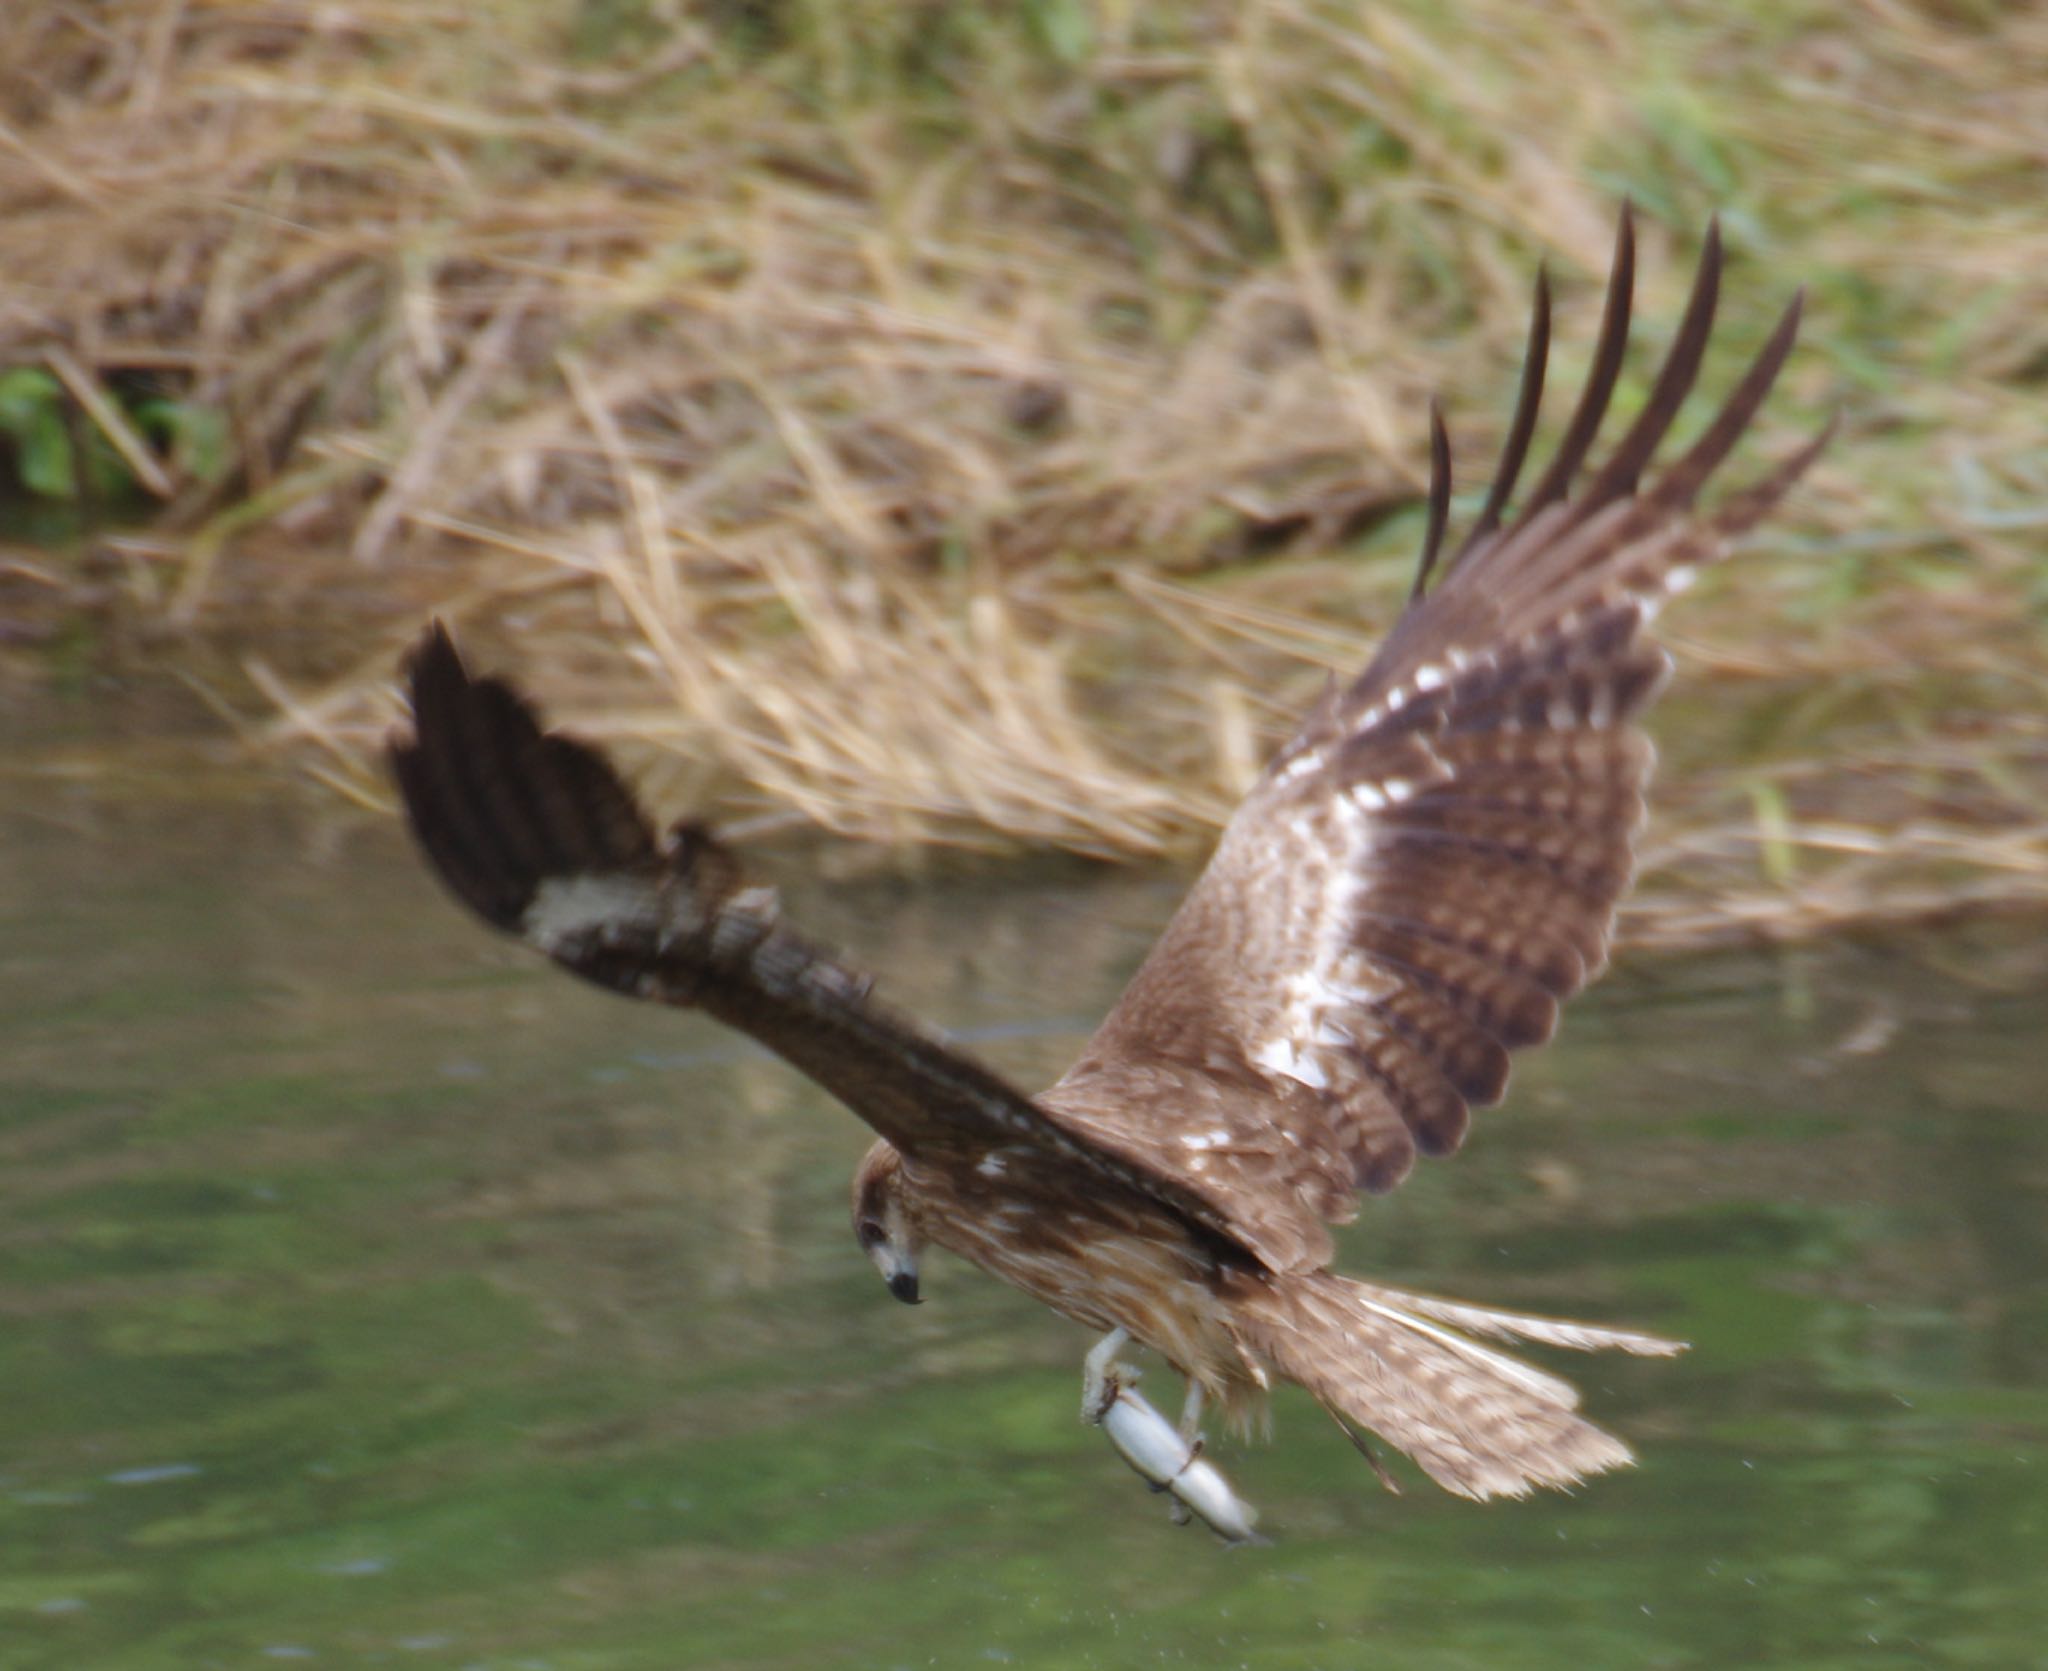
<box><xmin>1</xmin><ymin>0</ymin><xmax>2044</xmax><ymax>938</ymax></box>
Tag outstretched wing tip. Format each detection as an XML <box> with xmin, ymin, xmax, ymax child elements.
<box><xmin>1409</xmin><ymin>401</ymin><xmax>1454</xmax><ymax>603</ymax></box>
<box><xmin>389</xmin><ymin>618</ymin><xmax>472</xmax><ymax>764</ymax></box>
<box><xmin>389</xmin><ymin>620</ymin><xmax>668</xmax><ymax>938</ymax></box>
<box><xmin>398</xmin><ymin>615</ymin><xmax>461</xmax><ymax>694</ymax></box>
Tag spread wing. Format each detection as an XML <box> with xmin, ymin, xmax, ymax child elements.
<box><xmin>1040</xmin><ymin>210</ymin><xmax>1831</xmax><ymax>1273</ymax></box>
<box><xmin>390</xmin><ymin>623</ymin><xmax>1261</xmax><ymax>1261</ymax></box>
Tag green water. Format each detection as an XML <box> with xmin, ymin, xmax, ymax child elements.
<box><xmin>3</xmin><ymin>742</ymin><xmax>2045</xmax><ymax>1669</ymax></box>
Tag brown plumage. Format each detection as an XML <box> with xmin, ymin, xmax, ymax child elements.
<box><xmin>390</xmin><ymin>209</ymin><xmax>1827</xmax><ymax>1511</ymax></box>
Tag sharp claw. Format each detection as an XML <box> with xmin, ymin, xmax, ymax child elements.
<box><xmin>1083</xmin><ymin>1362</ymin><xmax>1139</xmax><ymax>1425</ymax></box>
<box><xmin>1081</xmin><ymin>1327</ymin><xmax>1134</xmax><ymax>1425</ymax></box>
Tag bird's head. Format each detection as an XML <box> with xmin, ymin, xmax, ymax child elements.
<box><xmin>851</xmin><ymin>1138</ymin><xmax>925</xmax><ymax>1305</ymax></box>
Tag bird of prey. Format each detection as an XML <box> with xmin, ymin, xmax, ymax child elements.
<box><xmin>390</xmin><ymin>208</ymin><xmax>1826</xmax><ymax>1532</ymax></box>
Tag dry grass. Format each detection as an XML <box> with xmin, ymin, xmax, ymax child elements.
<box><xmin>2</xmin><ymin>0</ymin><xmax>2046</xmax><ymax>934</ymax></box>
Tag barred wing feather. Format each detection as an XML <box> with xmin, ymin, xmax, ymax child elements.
<box><xmin>1041</xmin><ymin>210</ymin><xmax>1828</xmax><ymax>1275</ymax></box>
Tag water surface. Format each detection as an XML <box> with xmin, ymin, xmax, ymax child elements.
<box><xmin>2</xmin><ymin>739</ymin><xmax>2044</xmax><ymax>1669</ymax></box>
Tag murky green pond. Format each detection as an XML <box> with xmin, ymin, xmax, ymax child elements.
<box><xmin>4</xmin><ymin>716</ymin><xmax>2045</xmax><ymax>1670</ymax></box>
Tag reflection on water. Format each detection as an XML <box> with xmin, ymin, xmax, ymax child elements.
<box><xmin>2</xmin><ymin>745</ymin><xmax>2045</xmax><ymax>1670</ymax></box>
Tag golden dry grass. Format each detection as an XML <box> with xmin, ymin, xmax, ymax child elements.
<box><xmin>2</xmin><ymin>0</ymin><xmax>2045</xmax><ymax>938</ymax></box>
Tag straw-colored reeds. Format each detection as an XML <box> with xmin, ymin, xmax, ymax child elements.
<box><xmin>3</xmin><ymin>1</ymin><xmax>2045</xmax><ymax>936</ymax></box>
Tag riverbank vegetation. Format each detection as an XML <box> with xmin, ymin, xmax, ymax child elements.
<box><xmin>3</xmin><ymin>0</ymin><xmax>2044</xmax><ymax>942</ymax></box>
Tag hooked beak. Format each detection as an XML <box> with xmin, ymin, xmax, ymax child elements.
<box><xmin>866</xmin><ymin>1237</ymin><xmax>922</xmax><ymax>1305</ymax></box>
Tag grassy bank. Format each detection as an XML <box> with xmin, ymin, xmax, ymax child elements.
<box><xmin>2</xmin><ymin>0</ymin><xmax>2044</xmax><ymax>940</ymax></box>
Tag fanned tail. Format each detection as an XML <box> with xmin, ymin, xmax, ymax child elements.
<box><xmin>1235</xmin><ymin>1271</ymin><xmax>1679</xmax><ymax>1500</ymax></box>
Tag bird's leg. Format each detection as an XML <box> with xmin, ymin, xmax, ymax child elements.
<box><xmin>1080</xmin><ymin>1326</ymin><xmax>1134</xmax><ymax>1425</ymax></box>
<box><xmin>1158</xmin><ymin>1382</ymin><xmax>1207</xmax><ymax>1522</ymax></box>
<box><xmin>1176</xmin><ymin>1381</ymin><xmax>1207</xmax><ymax>1458</ymax></box>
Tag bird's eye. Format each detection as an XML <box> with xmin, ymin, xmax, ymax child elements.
<box><xmin>857</xmin><ymin>1219</ymin><xmax>885</xmax><ymax>1250</ymax></box>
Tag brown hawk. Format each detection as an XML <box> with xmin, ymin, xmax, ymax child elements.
<box><xmin>390</xmin><ymin>208</ymin><xmax>1827</xmax><ymax>1537</ymax></box>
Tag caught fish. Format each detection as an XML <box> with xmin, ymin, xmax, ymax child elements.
<box><xmin>1095</xmin><ymin>1379</ymin><xmax>1265</xmax><ymax>1547</ymax></box>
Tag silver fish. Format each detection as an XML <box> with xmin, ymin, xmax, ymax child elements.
<box><xmin>1096</xmin><ymin>1380</ymin><xmax>1265</xmax><ymax>1547</ymax></box>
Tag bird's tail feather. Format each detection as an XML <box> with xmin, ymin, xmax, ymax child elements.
<box><xmin>1234</xmin><ymin>1271</ymin><xmax>1682</xmax><ymax>1500</ymax></box>
<box><xmin>1351</xmin><ymin>1279</ymin><xmax>1686</xmax><ymax>1360</ymax></box>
